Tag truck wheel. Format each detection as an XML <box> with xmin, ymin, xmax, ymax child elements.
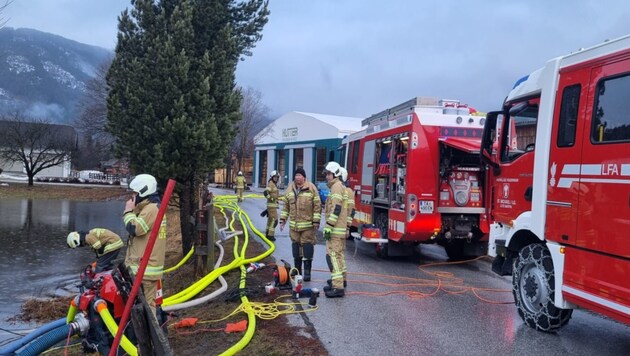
<box><xmin>376</xmin><ymin>242</ymin><xmax>389</xmax><ymax>258</ymax></box>
<box><xmin>513</xmin><ymin>244</ymin><xmax>572</xmax><ymax>332</ymax></box>
<box><xmin>444</xmin><ymin>240</ymin><xmax>465</xmax><ymax>260</ymax></box>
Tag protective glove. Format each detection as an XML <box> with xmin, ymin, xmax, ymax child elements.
<box><xmin>263</xmin><ymin>190</ymin><xmax>270</xmax><ymax>198</ymax></box>
<box><xmin>260</xmin><ymin>209</ymin><xmax>268</xmax><ymax>217</ymax></box>
<box><xmin>323</xmin><ymin>227</ymin><xmax>332</xmax><ymax>241</ymax></box>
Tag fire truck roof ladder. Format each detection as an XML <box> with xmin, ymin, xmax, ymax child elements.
<box><xmin>362</xmin><ymin>97</ymin><xmax>459</xmax><ymax>127</ymax></box>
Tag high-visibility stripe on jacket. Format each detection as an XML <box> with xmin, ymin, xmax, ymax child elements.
<box><xmin>266</xmin><ymin>180</ymin><xmax>280</xmax><ymax>208</ymax></box>
<box><xmin>325</xmin><ymin>178</ymin><xmax>348</xmax><ymax>238</ymax></box>
<box><xmin>280</xmin><ymin>181</ymin><xmax>321</xmax><ymax>231</ymax></box>
<box><xmin>124</xmin><ymin>198</ymin><xmax>167</xmax><ymax>281</ymax></box>
<box><xmin>85</xmin><ymin>228</ymin><xmax>124</xmax><ymax>257</ymax></box>
<box><xmin>344</xmin><ymin>186</ymin><xmax>355</xmax><ymax>228</ymax></box>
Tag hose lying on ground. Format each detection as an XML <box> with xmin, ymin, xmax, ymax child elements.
<box><xmin>0</xmin><ymin>318</ymin><xmax>66</xmax><ymax>355</ymax></box>
<box><xmin>15</xmin><ymin>323</ymin><xmax>77</xmax><ymax>356</ymax></box>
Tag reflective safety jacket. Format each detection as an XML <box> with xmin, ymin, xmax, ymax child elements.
<box><xmin>123</xmin><ymin>196</ymin><xmax>167</xmax><ymax>281</ymax></box>
<box><xmin>344</xmin><ymin>186</ymin><xmax>355</xmax><ymax>228</ymax></box>
<box><xmin>235</xmin><ymin>176</ymin><xmax>246</xmax><ymax>189</ymax></box>
<box><xmin>84</xmin><ymin>228</ymin><xmax>124</xmax><ymax>257</ymax></box>
<box><xmin>265</xmin><ymin>180</ymin><xmax>280</xmax><ymax>208</ymax></box>
<box><xmin>280</xmin><ymin>181</ymin><xmax>321</xmax><ymax>231</ymax></box>
<box><xmin>325</xmin><ymin>178</ymin><xmax>348</xmax><ymax>238</ymax></box>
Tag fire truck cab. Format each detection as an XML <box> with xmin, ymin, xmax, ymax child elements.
<box><xmin>482</xmin><ymin>35</ymin><xmax>630</xmax><ymax>331</ymax></box>
<box><xmin>344</xmin><ymin>97</ymin><xmax>489</xmax><ymax>259</ymax></box>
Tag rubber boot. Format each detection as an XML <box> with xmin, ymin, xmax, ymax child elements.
<box><xmin>325</xmin><ymin>288</ymin><xmax>345</xmax><ymax>298</ymax></box>
<box><xmin>303</xmin><ymin>260</ymin><xmax>312</xmax><ymax>282</ymax></box>
<box><xmin>293</xmin><ymin>258</ymin><xmax>302</xmax><ymax>276</ymax></box>
<box><xmin>266</xmin><ymin>234</ymin><xmax>276</xmax><ymax>242</ymax></box>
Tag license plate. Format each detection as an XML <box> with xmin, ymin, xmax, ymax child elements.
<box><xmin>419</xmin><ymin>200</ymin><xmax>434</xmax><ymax>214</ymax></box>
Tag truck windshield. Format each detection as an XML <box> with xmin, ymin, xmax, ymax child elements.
<box><xmin>500</xmin><ymin>102</ymin><xmax>539</xmax><ymax>162</ymax></box>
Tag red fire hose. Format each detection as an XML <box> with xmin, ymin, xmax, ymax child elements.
<box><xmin>109</xmin><ymin>179</ymin><xmax>176</xmax><ymax>356</ymax></box>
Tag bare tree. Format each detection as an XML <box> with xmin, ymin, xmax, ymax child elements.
<box><xmin>73</xmin><ymin>57</ymin><xmax>115</xmax><ymax>169</ymax></box>
<box><xmin>227</xmin><ymin>86</ymin><xmax>272</xmax><ymax>186</ymax></box>
<box><xmin>0</xmin><ymin>113</ymin><xmax>77</xmax><ymax>185</ymax></box>
<box><xmin>0</xmin><ymin>0</ymin><xmax>13</xmax><ymax>28</ymax></box>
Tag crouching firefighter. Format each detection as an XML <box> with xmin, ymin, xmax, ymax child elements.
<box><xmin>279</xmin><ymin>167</ymin><xmax>321</xmax><ymax>282</ymax></box>
<box><xmin>262</xmin><ymin>170</ymin><xmax>281</xmax><ymax>241</ymax></box>
<box><xmin>322</xmin><ymin>162</ymin><xmax>348</xmax><ymax>298</ymax></box>
<box><xmin>67</xmin><ymin>228</ymin><xmax>124</xmax><ymax>273</ymax></box>
<box><xmin>123</xmin><ymin>173</ymin><xmax>167</xmax><ymax>322</ymax></box>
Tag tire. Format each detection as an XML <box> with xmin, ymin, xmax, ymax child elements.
<box><xmin>376</xmin><ymin>242</ymin><xmax>389</xmax><ymax>258</ymax></box>
<box><xmin>444</xmin><ymin>240</ymin><xmax>465</xmax><ymax>260</ymax></box>
<box><xmin>512</xmin><ymin>244</ymin><xmax>572</xmax><ymax>332</ymax></box>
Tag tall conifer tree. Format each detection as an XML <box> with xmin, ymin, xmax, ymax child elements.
<box><xmin>107</xmin><ymin>0</ymin><xmax>269</xmax><ymax>252</ymax></box>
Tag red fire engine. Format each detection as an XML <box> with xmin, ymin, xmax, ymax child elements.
<box><xmin>482</xmin><ymin>35</ymin><xmax>630</xmax><ymax>331</ymax></box>
<box><xmin>343</xmin><ymin>97</ymin><xmax>489</xmax><ymax>259</ymax></box>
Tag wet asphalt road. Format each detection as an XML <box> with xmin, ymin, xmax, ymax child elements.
<box><xmin>217</xmin><ymin>189</ymin><xmax>630</xmax><ymax>356</ymax></box>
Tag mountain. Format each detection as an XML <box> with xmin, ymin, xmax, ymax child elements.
<box><xmin>0</xmin><ymin>27</ymin><xmax>112</xmax><ymax>124</ymax></box>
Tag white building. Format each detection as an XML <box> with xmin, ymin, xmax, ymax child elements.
<box><xmin>253</xmin><ymin>111</ymin><xmax>363</xmax><ymax>188</ymax></box>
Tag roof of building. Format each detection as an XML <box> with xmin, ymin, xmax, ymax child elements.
<box><xmin>255</xmin><ymin>111</ymin><xmax>364</xmax><ymax>145</ymax></box>
<box><xmin>0</xmin><ymin>120</ymin><xmax>77</xmax><ymax>149</ymax></box>
<box><xmin>293</xmin><ymin>112</ymin><xmax>364</xmax><ymax>136</ymax></box>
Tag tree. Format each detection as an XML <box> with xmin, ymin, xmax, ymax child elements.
<box><xmin>0</xmin><ymin>113</ymin><xmax>77</xmax><ymax>185</ymax></box>
<box><xmin>0</xmin><ymin>1</ymin><xmax>13</xmax><ymax>28</ymax></box>
<box><xmin>227</xmin><ymin>86</ymin><xmax>271</xmax><ymax>186</ymax></box>
<box><xmin>73</xmin><ymin>58</ymin><xmax>116</xmax><ymax>170</ymax></box>
<box><xmin>106</xmin><ymin>0</ymin><xmax>269</xmax><ymax>254</ymax></box>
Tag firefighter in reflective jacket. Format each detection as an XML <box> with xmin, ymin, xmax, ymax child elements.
<box><xmin>322</xmin><ymin>161</ymin><xmax>348</xmax><ymax>298</ymax></box>
<box><xmin>123</xmin><ymin>174</ymin><xmax>167</xmax><ymax>319</ymax></box>
<box><xmin>340</xmin><ymin>167</ymin><xmax>355</xmax><ymax>281</ymax></box>
<box><xmin>280</xmin><ymin>166</ymin><xmax>321</xmax><ymax>281</ymax></box>
<box><xmin>67</xmin><ymin>228</ymin><xmax>124</xmax><ymax>273</ymax></box>
<box><xmin>235</xmin><ymin>171</ymin><xmax>246</xmax><ymax>202</ymax></box>
<box><xmin>262</xmin><ymin>170</ymin><xmax>280</xmax><ymax>241</ymax></box>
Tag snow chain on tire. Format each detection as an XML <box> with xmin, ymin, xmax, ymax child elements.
<box><xmin>512</xmin><ymin>243</ymin><xmax>572</xmax><ymax>332</ymax></box>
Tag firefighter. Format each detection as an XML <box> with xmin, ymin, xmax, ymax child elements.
<box><xmin>339</xmin><ymin>167</ymin><xmax>355</xmax><ymax>282</ymax></box>
<box><xmin>279</xmin><ymin>166</ymin><xmax>321</xmax><ymax>282</ymax></box>
<box><xmin>322</xmin><ymin>161</ymin><xmax>348</xmax><ymax>298</ymax></box>
<box><xmin>66</xmin><ymin>228</ymin><xmax>124</xmax><ymax>273</ymax></box>
<box><xmin>234</xmin><ymin>171</ymin><xmax>246</xmax><ymax>202</ymax></box>
<box><xmin>123</xmin><ymin>173</ymin><xmax>167</xmax><ymax>319</ymax></box>
<box><xmin>262</xmin><ymin>170</ymin><xmax>280</xmax><ymax>241</ymax></box>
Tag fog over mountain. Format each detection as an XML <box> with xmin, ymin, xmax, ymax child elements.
<box><xmin>0</xmin><ymin>27</ymin><xmax>112</xmax><ymax>124</ymax></box>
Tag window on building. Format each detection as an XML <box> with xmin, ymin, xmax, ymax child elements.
<box><xmin>293</xmin><ymin>148</ymin><xmax>304</xmax><ymax>172</ymax></box>
<box><xmin>258</xmin><ymin>151</ymin><xmax>267</xmax><ymax>188</ymax></box>
<box><xmin>557</xmin><ymin>84</ymin><xmax>580</xmax><ymax>147</ymax></box>
<box><xmin>591</xmin><ymin>74</ymin><xmax>630</xmax><ymax>143</ymax></box>
<box><xmin>316</xmin><ymin>147</ymin><xmax>327</xmax><ymax>182</ymax></box>
<box><xmin>277</xmin><ymin>150</ymin><xmax>286</xmax><ymax>188</ymax></box>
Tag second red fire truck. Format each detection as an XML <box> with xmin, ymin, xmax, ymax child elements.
<box><xmin>482</xmin><ymin>35</ymin><xmax>630</xmax><ymax>331</ymax></box>
<box><xmin>343</xmin><ymin>97</ymin><xmax>489</xmax><ymax>259</ymax></box>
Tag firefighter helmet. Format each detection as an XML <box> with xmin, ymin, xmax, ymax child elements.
<box><xmin>270</xmin><ymin>170</ymin><xmax>279</xmax><ymax>179</ymax></box>
<box><xmin>323</xmin><ymin>161</ymin><xmax>342</xmax><ymax>178</ymax></box>
<box><xmin>339</xmin><ymin>167</ymin><xmax>348</xmax><ymax>182</ymax></box>
<box><xmin>129</xmin><ymin>174</ymin><xmax>157</xmax><ymax>197</ymax></box>
<box><xmin>238</xmin><ymin>171</ymin><xmax>243</xmax><ymax>176</ymax></box>
<box><xmin>67</xmin><ymin>231</ymin><xmax>80</xmax><ymax>248</ymax></box>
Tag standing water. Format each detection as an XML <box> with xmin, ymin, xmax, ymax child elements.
<box><xmin>0</xmin><ymin>198</ymin><xmax>125</xmax><ymax>341</ymax></box>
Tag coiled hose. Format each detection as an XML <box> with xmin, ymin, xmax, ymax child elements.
<box><xmin>15</xmin><ymin>323</ymin><xmax>77</xmax><ymax>356</ymax></box>
<box><xmin>0</xmin><ymin>317</ymin><xmax>66</xmax><ymax>355</ymax></box>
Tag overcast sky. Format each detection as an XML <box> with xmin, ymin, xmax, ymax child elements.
<box><xmin>4</xmin><ymin>0</ymin><xmax>629</xmax><ymax>118</ymax></box>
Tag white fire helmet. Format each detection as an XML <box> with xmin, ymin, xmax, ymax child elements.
<box><xmin>238</xmin><ymin>171</ymin><xmax>243</xmax><ymax>176</ymax></box>
<box><xmin>323</xmin><ymin>161</ymin><xmax>342</xmax><ymax>178</ymax></box>
<box><xmin>339</xmin><ymin>167</ymin><xmax>348</xmax><ymax>182</ymax></box>
<box><xmin>67</xmin><ymin>231</ymin><xmax>80</xmax><ymax>248</ymax></box>
<box><xmin>129</xmin><ymin>174</ymin><xmax>157</xmax><ymax>197</ymax></box>
<box><xmin>270</xmin><ymin>170</ymin><xmax>279</xmax><ymax>179</ymax></box>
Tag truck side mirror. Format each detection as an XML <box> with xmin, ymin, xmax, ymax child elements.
<box><xmin>480</xmin><ymin>111</ymin><xmax>501</xmax><ymax>175</ymax></box>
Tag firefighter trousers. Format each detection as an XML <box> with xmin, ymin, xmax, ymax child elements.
<box><xmin>289</xmin><ymin>229</ymin><xmax>316</xmax><ymax>257</ymax></box>
<box><xmin>266</xmin><ymin>208</ymin><xmax>278</xmax><ymax>238</ymax></box>
<box><xmin>236</xmin><ymin>188</ymin><xmax>244</xmax><ymax>202</ymax></box>
<box><xmin>326</xmin><ymin>236</ymin><xmax>346</xmax><ymax>289</ymax></box>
